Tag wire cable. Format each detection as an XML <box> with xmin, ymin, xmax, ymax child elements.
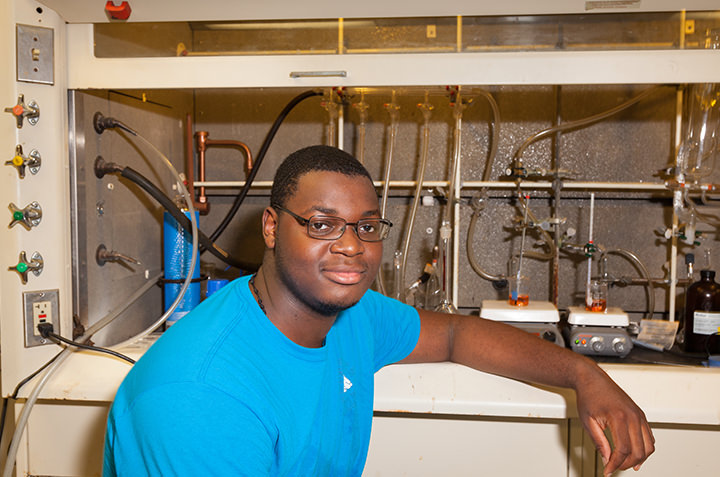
<box><xmin>0</xmin><ymin>350</ymin><xmax>63</xmax><ymax>458</ymax></box>
<box><xmin>2</xmin><ymin>273</ymin><xmax>162</xmax><ymax>477</ymax></box>
<box><xmin>42</xmin><ymin>328</ymin><xmax>135</xmax><ymax>364</ymax></box>
<box><xmin>208</xmin><ymin>89</ymin><xmax>323</xmax><ymax>243</ymax></box>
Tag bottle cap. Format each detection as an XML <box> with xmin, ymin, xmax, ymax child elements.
<box><xmin>701</xmin><ymin>269</ymin><xmax>716</xmax><ymax>280</ymax></box>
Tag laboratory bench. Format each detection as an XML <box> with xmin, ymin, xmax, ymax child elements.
<box><xmin>8</xmin><ymin>338</ymin><xmax>720</xmax><ymax>477</ymax></box>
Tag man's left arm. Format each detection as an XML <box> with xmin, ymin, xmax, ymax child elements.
<box><xmin>400</xmin><ymin>309</ymin><xmax>655</xmax><ymax>476</ymax></box>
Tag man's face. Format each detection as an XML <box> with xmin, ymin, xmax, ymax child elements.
<box><xmin>268</xmin><ymin>170</ymin><xmax>383</xmax><ymax>316</ymax></box>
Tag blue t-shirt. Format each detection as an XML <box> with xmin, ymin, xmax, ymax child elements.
<box><xmin>103</xmin><ymin>275</ymin><xmax>420</xmax><ymax>476</ymax></box>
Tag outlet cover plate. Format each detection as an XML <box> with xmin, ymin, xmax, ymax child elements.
<box><xmin>23</xmin><ymin>289</ymin><xmax>59</xmax><ymax>347</ymax></box>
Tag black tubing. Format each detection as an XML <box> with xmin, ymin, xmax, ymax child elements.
<box><xmin>119</xmin><ymin>166</ymin><xmax>259</xmax><ymax>271</ymax></box>
<box><xmin>208</xmin><ymin>89</ymin><xmax>323</xmax><ymax>243</ymax></box>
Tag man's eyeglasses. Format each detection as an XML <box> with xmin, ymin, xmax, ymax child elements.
<box><xmin>272</xmin><ymin>204</ymin><xmax>392</xmax><ymax>242</ymax></box>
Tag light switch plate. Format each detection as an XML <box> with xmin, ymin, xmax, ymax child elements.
<box><xmin>17</xmin><ymin>24</ymin><xmax>54</xmax><ymax>85</ymax></box>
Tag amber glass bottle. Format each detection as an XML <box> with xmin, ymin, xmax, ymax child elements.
<box><xmin>684</xmin><ymin>269</ymin><xmax>720</xmax><ymax>354</ymax></box>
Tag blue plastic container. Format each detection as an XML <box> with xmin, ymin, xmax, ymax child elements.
<box><xmin>163</xmin><ymin>210</ymin><xmax>200</xmax><ymax>326</ymax></box>
<box><xmin>206</xmin><ymin>279</ymin><xmax>230</xmax><ymax>298</ymax></box>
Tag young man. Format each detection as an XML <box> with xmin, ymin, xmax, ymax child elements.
<box><xmin>104</xmin><ymin>145</ymin><xmax>654</xmax><ymax>476</ymax></box>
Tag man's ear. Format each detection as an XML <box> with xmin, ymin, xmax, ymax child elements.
<box><xmin>262</xmin><ymin>206</ymin><xmax>278</xmax><ymax>249</ymax></box>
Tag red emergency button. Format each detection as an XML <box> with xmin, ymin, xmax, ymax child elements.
<box><xmin>105</xmin><ymin>1</ymin><xmax>131</xmax><ymax>20</ymax></box>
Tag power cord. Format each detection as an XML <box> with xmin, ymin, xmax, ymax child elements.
<box><xmin>0</xmin><ymin>350</ymin><xmax>63</xmax><ymax>457</ymax></box>
<box><xmin>37</xmin><ymin>323</ymin><xmax>136</xmax><ymax>364</ymax></box>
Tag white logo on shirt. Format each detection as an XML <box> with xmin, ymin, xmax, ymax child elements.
<box><xmin>343</xmin><ymin>375</ymin><xmax>353</xmax><ymax>392</ymax></box>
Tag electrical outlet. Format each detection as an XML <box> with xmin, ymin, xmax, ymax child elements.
<box><xmin>32</xmin><ymin>301</ymin><xmax>52</xmax><ymax>335</ymax></box>
<box><xmin>23</xmin><ymin>289</ymin><xmax>59</xmax><ymax>347</ymax></box>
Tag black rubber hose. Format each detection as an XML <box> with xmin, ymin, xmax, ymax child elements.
<box><xmin>110</xmin><ymin>163</ymin><xmax>258</xmax><ymax>271</ymax></box>
<box><xmin>208</xmin><ymin>89</ymin><xmax>323</xmax><ymax>243</ymax></box>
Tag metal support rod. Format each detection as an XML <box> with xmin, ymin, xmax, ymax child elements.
<box><xmin>195</xmin><ymin>179</ymin><xmax>671</xmax><ymax>192</ymax></box>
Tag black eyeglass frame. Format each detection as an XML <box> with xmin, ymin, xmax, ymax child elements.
<box><xmin>271</xmin><ymin>203</ymin><xmax>393</xmax><ymax>242</ymax></box>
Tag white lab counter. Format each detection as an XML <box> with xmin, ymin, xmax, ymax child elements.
<box><xmin>11</xmin><ymin>347</ymin><xmax>720</xmax><ymax>477</ymax></box>
<box><xmin>31</xmin><ymin>348</ymin><xmax>720</xmax><ymax>425</ymax></box>
<box><xmin>373</xmin><ymin>361</ymin><xmax>720</xmax><ymax>425</ymax></box>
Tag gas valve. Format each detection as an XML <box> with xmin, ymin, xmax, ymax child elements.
<box><xmin>8</xmin><ymin>201</ymin><xmax>42</xmax><ymax>230</ymax></box>
<box><xmin>5</xmin><ymin>145</ymin><xmax>41</xmax><ymax>179</ymax></box>
<box><xmin>4</xmin><ymin>94</ymin><xmax>40</xmax><ymax>128</ymax></box>
<box><xmin>8</xmin><ymin>251</ymin><xmax>43</xmax><ymax>284</ymax></box>
<box><xmin>96</xmin><ymin>244</ymin><xmax>141</xmax><ymax>266</ymax></box>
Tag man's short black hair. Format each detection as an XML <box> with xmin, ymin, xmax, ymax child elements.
<box><xmin>270</xmin><ymin>145</ymin><xmax>374</xmax><ymax>207</ymax></box>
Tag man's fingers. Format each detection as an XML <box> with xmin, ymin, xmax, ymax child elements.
<box><xmin>584</xmin><ymin>417</ymin><xmax>612</xmax><ymax>472</ymax></box>
<box><xmin>597</xmin><ymin>415</ymin><xmax>656</xmax><ymax>475</ymax></box>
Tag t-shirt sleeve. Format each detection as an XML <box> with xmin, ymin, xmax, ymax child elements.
<box><xmin>363</xmin><ymin>290</ymin><xmax>421</xmax><ymax>371</ymax></box>
<box><xmin>104</xmin><ymin>383</ymin><xmax>275</xmax><ymax>477</ymax></box>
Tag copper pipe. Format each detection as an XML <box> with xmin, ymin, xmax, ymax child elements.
<box><xmin>185</xmin><ymin>115</ymin><xmax>210</xmax><ymax>215</ymax></box>
<box><xmin>198</xmin><ymin>134</ymin><xmax>254</xmax><ymax>172</ymax></box>
<box><xmin>195</xmin><ymin>131</ymin><xmax>254</xmax><ymax>214</ymax></box>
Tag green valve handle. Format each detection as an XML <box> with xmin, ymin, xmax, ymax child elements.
<box><xmin>584</xmin><ymin>242</ymin><xmax>597</xmax><ymax>257</ymax></box>
<box><xmin>8</xmin><ymin>251</ymin><xmax>43</xmax><ymax>284</ymax></box>
<box><xmin>8</xmin><ymin>201</ymin><xmax>42</xmax><ymax>230</ymax></box>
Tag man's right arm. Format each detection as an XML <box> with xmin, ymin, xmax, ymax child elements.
<box><xmin>401</xmin><ymin>310</ymin><xmax>655</xmax><ymax>476</ymax></box>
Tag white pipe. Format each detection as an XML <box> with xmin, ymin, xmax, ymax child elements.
<box><xmin>444</xmin><ymin>98</ymin><xmax>464</xmax><ymax>309</ymax></box>
<box><xmin>196</xmin><ymin>180</ymin><xmax>670</xmax><ymax>192</ymax></box>
<box><xmin>516</xmin><ymin>194</ymin><xmax>531</xmax><ymax>299</ymax></box>
<box><xmin>338</xmin><ymin>103</ymin><xmax>344</xmax><ymax>150</ymax></box>
<box><xmin>586</xmin><ymin>193</ymin><xmax>595</xmax><ymax>308</ymax></box>
<box><xmin>354</xmin><ymin>92</ymin><xmax>368</xmax><ymax>164</ymax></box>
<box><xmin>452</xmin><ymin>137</ymin><xmax>461</xmax><ymax>306</ymax></box>
<box><xmin>669</xmin><ymin>86</ymin><xmax>685</xmax><ymax>321</ymax></box>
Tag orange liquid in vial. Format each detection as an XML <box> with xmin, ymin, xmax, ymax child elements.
<box><xmin>586</xmin><ymin>299</ymin><xmax>607</xmax><ymax>312</ymax></box>
<box><xmin>508</xmin><ymin>294</ymin><xmax>530</xmax><ymax>306</ymax></box>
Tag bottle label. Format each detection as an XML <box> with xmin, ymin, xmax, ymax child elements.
<box><xmin>693</xmin><ymin>311</ymin><xmax>720</xmax><ymax>335</ymax></box>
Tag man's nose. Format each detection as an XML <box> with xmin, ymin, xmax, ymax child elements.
<box><xmin>330</xmin><ymin>225</ymin><xmax>365</xmax><ymax>256</ymax></box>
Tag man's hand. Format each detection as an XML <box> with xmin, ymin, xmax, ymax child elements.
<box><xmin>574</xmin><ymin>366</ymin><xmax>655</xmax><ymax>475</ymax></box>
<box><xmin>405</xmin><ymin>310</ymin><xmax>656</xmax><ymax>475</ymax></box>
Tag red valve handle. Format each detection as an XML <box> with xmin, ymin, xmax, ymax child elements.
<box><xmin>12</xmin><ymin>105</ymin><xmax>23</xmax><ymax>117</ymax></box>
<box><xmin>105</xmin><ymin>1</ymin><xmax>131</xmax><ymax>20</ymax></box>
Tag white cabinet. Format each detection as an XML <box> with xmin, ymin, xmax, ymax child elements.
<box><xmin>365</xmin><ymin>416</ymin><xmax>569</xmax><ymax>476</ymax></box>
<box><xmin>365</xmin><ymin>363</ymin><xmax>720</xmax><ymax>477</ymax></box>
